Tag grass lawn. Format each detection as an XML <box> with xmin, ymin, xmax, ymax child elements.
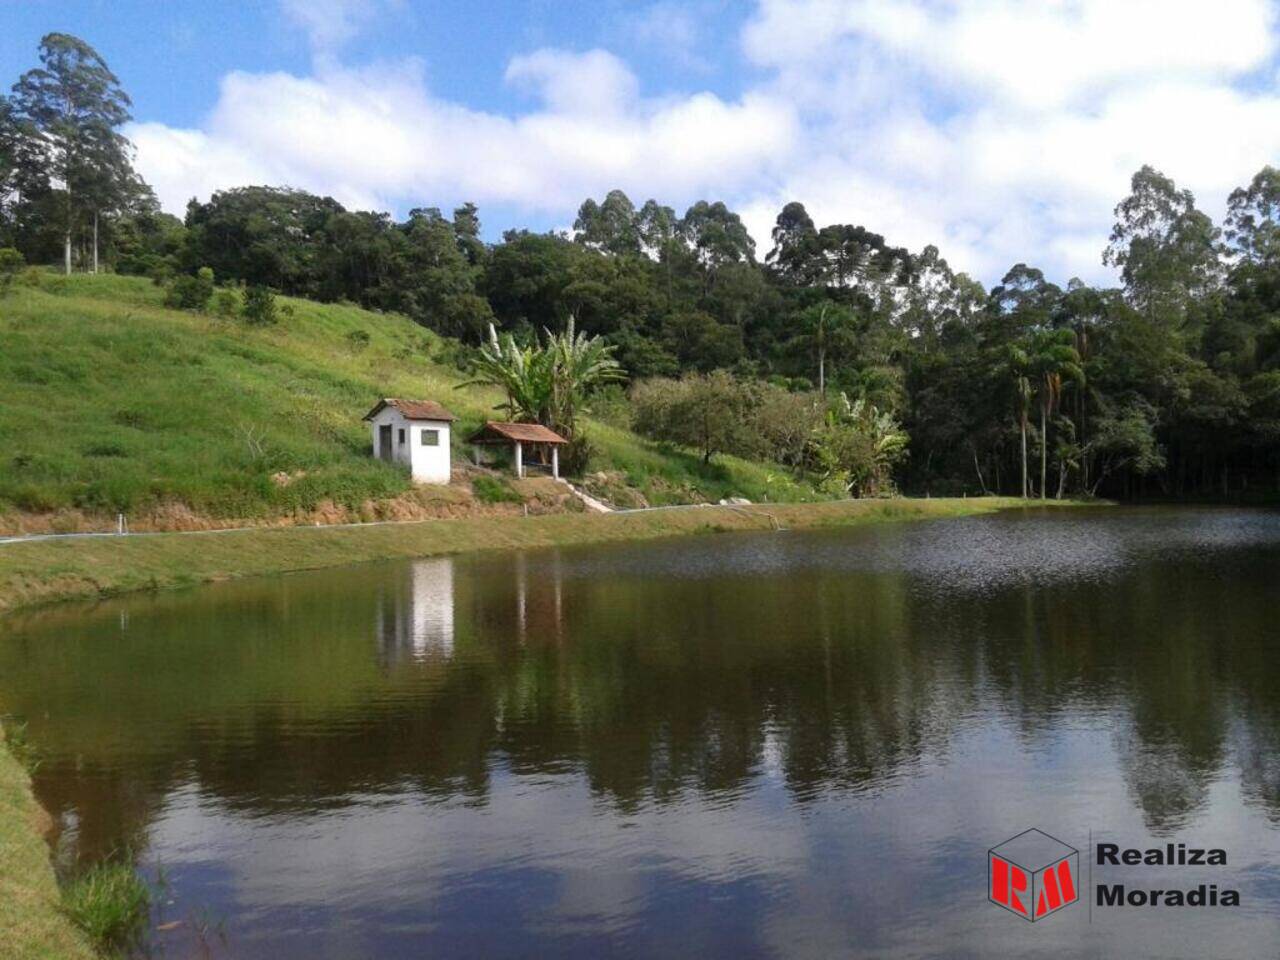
<box><xmin>0</xmin><ymin>724</ymin><xmax>95</xmax><ymax>960</ymax></box>
<box><xmin>0</xmin><ymin>274</ymin><xmax>823</xmax><ymax>530</ymax></box>
<box><xmin>0</xmin><ymin>497</ymin><xmax>1099</xmax><ymax>615</ymax></box>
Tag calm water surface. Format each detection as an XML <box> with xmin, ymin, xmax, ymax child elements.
<box><xmin>3</xmin><ymin>507</ymin><xmax>1280</xmax><ymax>958</ymax></box>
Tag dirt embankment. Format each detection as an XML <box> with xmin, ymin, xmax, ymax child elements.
<box><xmin>0</xmin><ymin>471</ymin><xmax>583</xmax><ymax>535</ymax></box>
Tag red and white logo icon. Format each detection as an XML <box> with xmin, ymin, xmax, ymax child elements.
<box><xmin>989</xmin><ymin>828</ymin><xmax>1079</xmax><ymax>921</ymax></box>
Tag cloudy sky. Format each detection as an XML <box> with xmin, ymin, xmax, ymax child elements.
<box><xmin>5</xmin><ymin>0</ymin><xmax>1280</xmax><ymax>285</ymax></box>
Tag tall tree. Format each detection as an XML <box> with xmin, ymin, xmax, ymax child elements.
<box><xmin>766</xmin><ymin>201</ymin><xmax>821</xmax><ymax>284</ymax></box>
<box><xmin>795</xmin><ymin>298</ymin><xmax>857</xmax><ymax>395</ymax></box>
<box><xmin>12</xmin><ymin>33</ymin><xmax>137</xmax><ymax>274</ymax></box>
<box><xmin>574</xmin><ymin>189</ymin><xmax>641</xmax><ymax>257</ymax></box>
<box><xmin>1103</xmin><ymin>166</ymin><xmax>1222</xmax><ymax>331</ymax></box>
<box><xmin>1027</xmin><ymin>328</ymin><xmax>1084</xmax><ymax>499</ymax></box>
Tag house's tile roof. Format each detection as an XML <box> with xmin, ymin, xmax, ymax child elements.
<box><xmin>363</xmin><ymin>398</ymin><xmax>457</xmax><ymax>422</ymax></box>
<box><xmin>468</xmin><ymin>421</ymin><xmax>568</xmax><ymax>444</ymax></box>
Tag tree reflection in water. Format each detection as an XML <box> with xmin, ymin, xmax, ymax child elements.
<box><xmin>3</xmin><ymin>507</ymin><xmax>1280</xmax><ymax>957</ymax></box>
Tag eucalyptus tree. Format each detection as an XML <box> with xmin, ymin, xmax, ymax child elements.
<box><xmin>11</xmin><ymin>33</ymin><xmax>138</xmax><ymax>274</ymax></box>
<box><xmin>1223</xmin><ymin>166</ymin><xmax>1280</xmax><ymax>271</ymax></box>
<box><xmin>1103</xmin><ymin>165</ymin><xmax>1223</xmax><ymax>333</ymax></box>
<box><xmin>574</xmin><ymin>189</ymin><xmax>642</xmax><ymax>257</ymax></box>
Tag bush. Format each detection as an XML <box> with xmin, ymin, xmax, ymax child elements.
<box><xmin>562</xmin><ymin>432</ymin><xmax>594</xmax><ymax>475</ymax></box>
<box><xmin>472</xmin><ymin>474</ymin><xmax>523</xmax><ymax>504</ymax></box>
<box><xmin>631</xmin><ymin>371</ymin><xmax>821</xmax><ymax>466</ymax></box>
<box><xmin>212</xmin><ymin>288</ymin><xmax>240</xmax><ymax>317</ymax></box>
<box><xmin>0</xmin><ymin>247</ymin><xmax>25</xmax><ymax>295</ymax></box>
<box><xmin>346</xmin><ymin>329</ymin><xmax>371</xmax><ymax>351</ymax></box>
<box><xmin>242</xmin><ymin>285</ymin><xmax>277</xmax><ymax>325</ymax></box>
<box><xmin>61</xmin><ymin>860</ymin><xmax>151</xmax><ymax>954</ymax></box>
<box><xmin>164</xmin><ymin>266</ymin><xmax>215</xmax><ymax>310</ymax></box>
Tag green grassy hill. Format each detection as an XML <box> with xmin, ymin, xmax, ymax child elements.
<box><xmin>0</xmin><ymin>274</ymin><xmax>821</xmax><ymax>531</ymax></box>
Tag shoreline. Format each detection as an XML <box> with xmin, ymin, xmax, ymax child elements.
<box><xmin>0</xmin><ymin>722</ymin><xmax>95</xmax><ymax>960</ymax></box>
<box><xmin>0</xmin><ymin>497</ymin><xmax>1097</xmax><ymax>617</ymax></box>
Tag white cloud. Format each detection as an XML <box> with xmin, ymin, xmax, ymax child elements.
<box><xmin>281</xmin><ymin>0</ymin><xmax>386</xmax><ymax>56</ymax></box>
<box><xmin>628</xmin><ymin>1</ymin><xmax>707</xmax><ymax>71</ymax></box>
<box><xmin>128</xmin><ymin>0</ymin><xmax>1280</xmax><ymax>285</ymax></box>
<box><xmin>128</xmin><ymin>54</ymin><xmax>796</xmax><ymax>220</ymax></box>
<box><xmin>505</xmin><ymin>49</ymin><xmax>640</xmax><ymax>117</ymax></box>
<box><xmin>735</xmin><ymin>0</ymin><xmax>1280</xmax><ymax>282</ymax></box>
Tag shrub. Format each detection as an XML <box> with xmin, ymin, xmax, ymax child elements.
<box><xmin>164</xmin><ymin>266</ymin><xmax>215</xmax><ymax>310</ymax></box>
<box><xmin>562</xmin><ymin>432</ymin><xmax>594</xmax><ymax>475</ymax></box>
<box><xmin>806</xmin><ymin>393</ymin><xmax>909</xmax><ymax>497</ymax></box>
<box><xmin>472</xmin><ymin>474</ymin><xmax>522</xmax><ymax>504</ymax></box>
<box><xmin>346</xmin><ymin>329</ymin><xmax>371</xmax><ymax>351</ymax></box>
<box><xmin>212</xmin><ymin>288</ymin><xmax>240</xmax><ymax>317</ymax></box>
<box><xmin>61</xmin><ymin>860</ymin><xmax>151</xmax><ymax>954</ymax></box>
<box><xmin>0</xmin><ymin>247</ymin><xmax>25</xmax><ymax>295</ymax></box>
<box><xmin>242</xmin><ymin>285</ymin><xmax>277</xmax><ymax>325</ymax></box>
<box><xmin>632</xmin><ymin>371</ymin><xmax>823</xmax><ymax>468</ymax></box>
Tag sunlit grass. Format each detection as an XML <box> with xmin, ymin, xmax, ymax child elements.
<box><xmin>0</xmin><ymin>497</ymin><xmax>1099</xmax><ymax>614</ymax></box>
<box><xmin>0</xmin><ymin>273</ymin><xmax>826</xmax><ymax>525</ymax></box>
<box><xmin>60</xmin><ymin>859</ymin><xmax>151</xmax><ymax>957</ymax></box>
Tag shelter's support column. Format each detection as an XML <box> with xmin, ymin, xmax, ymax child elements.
<box><xmin>515</xmin><ymin>441</ymin><xmax>523</xmax><ymax>478</ymax></box>
<box><xmin>552</xmin><ymin>445</ymin><xmax>559</xmax><ymax>480</ymax></box>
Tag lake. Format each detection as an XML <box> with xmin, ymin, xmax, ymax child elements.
<box><xmin>3</xmin><ymin>507</ymin><xmax>1280</xmax><ymax>958</ymax></box>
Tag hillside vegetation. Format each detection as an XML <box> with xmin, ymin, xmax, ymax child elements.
<box><xmin>0</xmin><ymin>274</ymin><xmax>821</xmax><ymax>532</ymax></box>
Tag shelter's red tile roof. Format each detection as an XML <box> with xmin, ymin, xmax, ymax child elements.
<box><xmin>468</xmin><ymin>421</ymin><xmax>568</xmax><ymax>444</ymax></box>
<box><xmin>363</xmin><ymin>398</ymin><xmax>457</xmax><ymax>422</ymax></box>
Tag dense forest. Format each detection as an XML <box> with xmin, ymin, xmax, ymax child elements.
<box><xmin>5</xmin><ymin>33</ymin><xmax>1280</xmax><ymax>500</ymax></box>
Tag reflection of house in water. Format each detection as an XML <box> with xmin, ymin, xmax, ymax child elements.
<box><xmin>376</xmin><ymin>558</ymin><xmax>456</xmax><ymax>665</ymax></box>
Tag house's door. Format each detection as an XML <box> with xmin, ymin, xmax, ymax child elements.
<box><xmin>379</xmin><ymin>424</ymin><xmax>393</xmax><ymax>462</ymax></box>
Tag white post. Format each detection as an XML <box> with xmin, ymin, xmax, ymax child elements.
<box><xmin>552</xmin><ymin>445</ymin><xmax>559</xmax><ymax>480</ymax></box>
<box><xmin>473</xmin><ymin>446</ymin><xmax>480</xmax><ymax>466</ymax></box>
<box><xmin>515</xmin><ymin>441</ymin><xmax>523</xmax><ymax>478</ymax></box>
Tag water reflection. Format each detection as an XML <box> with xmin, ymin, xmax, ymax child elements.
<box><xmin>1</xmin><ymin>508</ymin><xmax>1280</xmax><ymax>957</ymax></box>
<box><xmin>377</xmin><ymin>558</ymin><xmax>457</xmax><ymax>664</ymax></box>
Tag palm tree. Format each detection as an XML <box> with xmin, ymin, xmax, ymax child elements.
<box><xmin>797</xmin><ymin>299</ymin><xmax>856</xmax><ymax>395</ymax></box>
<box><xmin>1005</xmin><ymin>343</ymin><xmax>1034</xmax><ymax>498</ymax></box>
<box><xmin>1027</xmin><ymin>328</ymin><xmax>1084</xmax><ymax>500</ymax></box>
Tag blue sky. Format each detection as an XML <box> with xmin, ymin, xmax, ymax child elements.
<box><xmin>2</xmin><ymin>1</ymin><xmax>752</xmax><ymax>127</ymax></box>
<box><xmin>5</xmin><ymin>0</ymin><xmax>1280</xmax><ymax>285</ymax></box>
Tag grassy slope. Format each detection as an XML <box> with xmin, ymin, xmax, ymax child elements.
<box><xmin>0</xmin><ymin>274</ymin><xmax>818</xmax><ymax>528</ymax></box>
<box><xmin>0</xmin><ymin>725</ymin><xmax>95</xmax><ymax>960</ymax></box>
<box><xmin>0</xmin><ymin>497</ymin><xmax>1094</xmax><ymax>615</ymax></box>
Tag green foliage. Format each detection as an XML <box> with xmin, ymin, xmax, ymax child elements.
<box><xmin>807</xmin><ymin>393</ymin><xmax>909</xmax><ymax>497</ymax></box>
<box><xmin>60</xmin><ymin>859</ymin><xmax>150</xmax><ymax>954</ymax></box>
<box><xmin>3</xmin><ymin>29</ymin><xmax>1280</xmax><ymax>503</ymax></box>
<box><xmin>0</xmin><ymin>246</ymin><xmax>24</xmax><ymax>294</ymax></box>
<box><xmin>241</xmin><ymin>284</ymin><xmax>277</xmax><ymax>325</ymax></box>
<box><xmin>2</xmin><ymin>720</ymin><xmax>40</xmax><ymax>774</ymax></box>
<box><xmin>0</xmin><ymin>275</ymin><xmax>822</xmax><ymax>522</ymax></box>
<box><xmin>462</xmin><ymin>317</ymin><xmax>625</xmax><ymax>440</ymax></box>
<box><xmin>211</xmin><ymin>287</ymin><xmax>239</xmax><ymax>317</ymax></box>
<box><xmin>631</xmin><ymin>370</ymin><xmax>821</xmax><ymax>467</ymax></box>
<box><xmin>163</xmin><ymin>266</ymin><xmax>214</xmax><ymax>310</ymax></box>
<box><xmin>471</xmin><ymin>474</ymin><xmax>522</xmax><ymax>504</ymax></box>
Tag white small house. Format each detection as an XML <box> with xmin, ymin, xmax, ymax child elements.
<box><xmin>363</xmin><ymin>398</ymin><xmax>456</xmax><ymax>484</ymax></box>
